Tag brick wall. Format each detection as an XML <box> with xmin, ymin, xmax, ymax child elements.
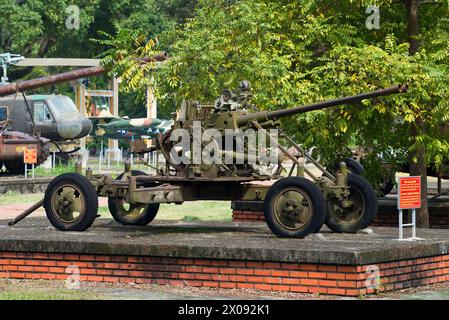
<box><xmin>232</xmin><ymin>210</ymin><xmax>265</xmax><ymax>222</ymax></box>
<box><xmin>232</xmin><ymin>209</ymin><xmax>449</xmax><ymax>229</ymax></box>
<box><xmin>371</xmin><ymin>212</ymin><xmax>449</xmax><ymax>229</ymax></box>
<box><xmin>1</xmin><ymin>251</ymin><xmax>449</xmax><ymax>296</ymax></box>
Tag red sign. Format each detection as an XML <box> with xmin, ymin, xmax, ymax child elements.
<box><xmin>398</xmin><ymin>177</ymin><xmax>421</xmax><ymax>209</ymax></box>
<box><xmin>24</xmin><ymin>148</ymin><xmax>38</xmax><ymax>165</ymax></box>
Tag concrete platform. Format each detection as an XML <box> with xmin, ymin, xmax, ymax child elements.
<box><xmin>0</xmin><ymin>177</ymin><xmax>53</xmax><ymax>194</ymax></box>
<box><xmin>0</xmin><ymin>217</ymin><xmax>449</xmax><ymax>296</ymax></box>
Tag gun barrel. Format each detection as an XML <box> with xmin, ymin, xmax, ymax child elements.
<box><xmin>237</xmin><ymin>84</ymin><xmax>408</xmax><ymax>125</ymax></box>
<box><xmin>0</xmin><ymin>52</ymin><xmax>169</xmax><ymax>97</ymax></box>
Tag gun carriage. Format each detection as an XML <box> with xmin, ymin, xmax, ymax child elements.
<box><xmin>42</xmin><ymin>82</ymin><xmax>408</xmax><ymax>238</ymax></box>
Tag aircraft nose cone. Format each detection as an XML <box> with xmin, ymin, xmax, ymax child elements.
<box><xmin>57</xmin><ymin>113</ymin><xmax>92</xmax><ymax>139</ymax></box>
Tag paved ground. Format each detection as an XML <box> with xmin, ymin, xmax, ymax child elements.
<box><xmin>1</xmin><ymin>217</ymin><xmax>449</xmax><ymax>265</ymax></box>
<box><xmin>0</xmin><ymin>199</ymin><xmax>109</xmax><ymax>220</ymax></box>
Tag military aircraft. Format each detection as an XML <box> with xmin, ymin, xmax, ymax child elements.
<box><xmin>89</xmin><ymin>115</ymin><xmax>173</xmax><ymax>140</ymax></box>
<box><xmin>0</xmin><ymin>94</ymin><xmax>93</xmax><ymax>142</ymax></box>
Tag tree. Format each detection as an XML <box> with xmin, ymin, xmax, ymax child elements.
<box><xmin>149</xmin><ymin>0</ymin><xmax>448</xmax><ymax>228</ymax></box>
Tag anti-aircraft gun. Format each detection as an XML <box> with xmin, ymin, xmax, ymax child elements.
<box><xmin>40</xmin><ymin>82</ymin><xmax>408</xmax><ymax>238</ymax></box>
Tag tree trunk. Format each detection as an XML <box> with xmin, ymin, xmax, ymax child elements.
<box><xmin>406</xmin><ymin>0</ymin><xmax>429</xmax><ymax>228</ymax></box>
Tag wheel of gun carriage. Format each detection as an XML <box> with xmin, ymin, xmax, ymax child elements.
<box><xmin>44</xmin><ymin>173</ymin><xmax>99</xmax><ymax>231</ymax></box>
<box><xmin>108</xmin><ymin>170</ymin><xmax>160</xmax><ymax>226</ymax></box>
<box><xmin>325</xmin><ymin>173</ymin><xmax>378</xmax><ymax>233</ymax></box>
<box><xmin>263</xmin><ymin>177</ymin><xmax>326</xmax><ymax>238</ymax></box>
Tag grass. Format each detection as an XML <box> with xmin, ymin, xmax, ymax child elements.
<box><xmin>0</xmin><ymin>192</ymin><xmax>44</xmax><ymax>206</ymax></box>
<box><xmin>100</xmin><ymin>200</ymin><xmax>232</xmax><ymax>222</ymax></box>
<box><xmin>0</xmin><ymin>291</ymin><xmax>99</xmax><ymax>300</ymax></box>
<box><xmin>0</xmin><ymin>191</ymin><xmax>233</xmax><ymax>222</ymax></box>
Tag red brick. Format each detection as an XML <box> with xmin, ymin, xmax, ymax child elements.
<box><xmin>264</xmin><ymin>277</ymin><xmax>282</xmax><ymax>284</ymax></box>
<box><xmin>300</xmin><ymin>264</ymin><xmax>317</xmax><ymax>271</ymax></box>
<box><xmin>318</xmin><ymin>265</ymin><xmax>337</xmax><ymax>272</ymax></box>
<box><xmin>33</xmin><ymin>253</ymin><xmax>49</xmax><ymax>259</ymax></box>
<box><xmin>327</xmin><ymin>273</ymin><xmax>346</xmax><ymax>280</ymax></box>
<box><xmin>289</xmin><ymin>271</ymin><xmax>308</xmax><ymax>278</ymax></box>
<box><xmin>308</xmin><ymin>272</ymin><xmax>326</xmax><ymax>279</ymax></box>
<box><xmin>272</xmin><ymin>270</ymin><xmax>289</xmax><ymax>277</ymax></box>
<box><xmin>229</xmin><ymin>275</ymin><xmax>247</xmax><ymax>282</ymax></box>
<box><xmin>245</xmin><ymin>261</ymin><xmax>263</xmax><ymax>268</ymax></box>
<box><xmin>282</xmin><ymin>278</ymin><xmax>300</xmax><ymax>285</ymax></box>
<box><xmin>219</xmin><ymin>282</ymin><xmax>237</xmax><ymax>289</ymax></box>
<box><xmin>308</xmin><ymin>287</ymin><xmax>327</xmax><ymax>294</ymax></box>
<box><xmin>290</xmin><ymin>286</ymin><xmax>309</xmax><ymax>293</ymax></box>
<box><xmin>194</xmin><ymin>259</ymin><xmax>212</xmax><ymax>266</ymax></box>
<box><xmin>103</xmin><ymin>276</ymin><xmax>120</xmax><ymax>283</ymax></box>
<box><xmin>338</xmin><ymin>280</ymin><xmax>357</xmax><ymax>288</ymax></box>
<box><xmin>210</xmin><ymin>260</ymin><xmax>228</xmax><ymax>267</ymax></box>
<box><xmin>337</xmin><ymin>266</ymin><xmax>356</xmax><ymax>273</ymax></box>
<box><xmin>112</xmin><ymin>270</ymin><xmax>129</xmax><ymax>277</ymax></box>
<box><xmin>263</xmin><ymin>262</ymin><xmax>281</xmax><ymax>269</ymax></box>
<box><xmin>237</xmin><ymin>283</ymin><xmax>255</xmax><ymax>289</ymax></box>
<box><xmin>345</xmin><ymin>289</ymin><xmax>363</xmax><ymax>296</ymax></box>
<box><xmin>219</xmin><ymin>268</ymin><xmax>236</xmax><ymax>275</ymax></box>
<box><xmin>281</xmin><ymin>263</ymin><xmax>300</xmax><ymax>270</ymax></box>
<box><xmin>203</xmin><ymin>267</ymin><xmax>219</xmax><ymax>273</ymax></box>
<box><xmin>236</xmin><ymin>268</ymin><xmax>253</xmax><ymax>275</ymax></box>
<box><xmin>95</xmin><ymin>255</ymin><xmax>111</xmax><ymax>262</ymax></box>
<box><xmin>300</xmin><ymin>279</ymin><xmax>318</xmax><ymax>286</ymax></box>
<box><xmin>228</xmin><ymin>261</ymin><xmax>245</xmax><ymax>268</ymax></box>
<box><xmin>272</xmin><ymin>285</ymin><xmax>290</xmax><ymax>292</ymax></box>
<box><xmin>79</xmin><ymin>255</ymin><xmax>95</xmax><ymax>261</ymax></box>
<box><xmin>254</xmin><ymin>269</ymin><xmax>271</xmax><ymax>276</ymax></box>
<box><xmin>87</xmin><ymin>276</ymin><xmax>104</xmax><ymax>282</ymax></box>
<box><xmin>17</xmin><ymin>266</ymin><xmax>33</xmax><ymax>272</ymax></box>
<box><xmin>194</xmin><ymin>274</ymin><xmax>211</xmax><ymax>280</ymax></box>
<box><xmin>255</xmin><ymin>283</ymin><xmax>272</xmax><ymax>291</ymax></box>
<box><xmin>33</xmin><ymin>266</ymin><xmax>48</xmax><ymax>272</ymax></box>
<box><xmin>327</xmin><ymin>288</ymin><xmax>346</xmax><ymax>295</ymax></box>
<box><xmin>48</xmin><ymin>267</ymin><xmax>65</xmax><ymax>273</ymax></box>
<box><xmin>202</xmin><ymin>281</ymin><xmax>219</xmax><ymax>287</ymax></box>
<box><xmin>211</xmin><ymin>274</ymin><xmax>229</xmax><ymax>281</ymax></box>
<box><xmin>319</xmin><ymin>279</ymin><xmax>337</xmax><ymax>287</ymax></box>
<box><xmin>185</xmin><ymin>266</ymin><xmax>202</xmax><ymax>273</ymax></box>
<box><xmin>177</xmin><ymin>259</ymin><xmax>194</xmax><ymax>265</ymax></box>
<box><xmin>246</xmin><ymin>276</ymin><xmax>264</xmax><ymax>283</ymax></box>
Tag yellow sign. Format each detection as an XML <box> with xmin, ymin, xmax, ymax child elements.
<box><xmin>24</xmin><ymin>149</ymin><xmax>38</xmax><ymax>165</ymax></box>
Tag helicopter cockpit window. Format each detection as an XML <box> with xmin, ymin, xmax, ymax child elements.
<box><xmin>0</xmin><ymin>106</ymin><xmax>8</xmax><ymax>122</ymax></box>
<box><xmin>34</xmin><ymin>102</ymin><xmax>53</xmax><ymax>123</ymax></box>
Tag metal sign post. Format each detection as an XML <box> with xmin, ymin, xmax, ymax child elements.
<box><xmin>397</xmin><ymin>176</ymin><xmax>422</xmax><ymax>240</ymax></box>
<box><xmin>24</xmin><ymin>148</ymin><xmax>38</xmax><ymax>180</ymax></box>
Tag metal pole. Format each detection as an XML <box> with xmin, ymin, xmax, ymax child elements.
<box><xmin>412</xmin><ymin>209</ymin><xmax>416</xmax><ymax>239</ymax></box>
<box><xmin>99</xmin><ymin>139</ymin><xmax>103</xmax><ymax>172</ymax></box>
<box><xmin>399</xmin><ymin>209</ymin><xmax>403</xmax><ymax>240</ymax></box>
<box><xmin>52</xmin><ymin>151</ymin><xmax>56</xmax><ymax>170</ymax></box>
<box><xmin>32</xmin><ymin>164</ymin><xmax>35</xmax><ymax>179</ymax></box>
<box><xmin>24</xmin><ymin>164</ymin><xmax>27</xmax><ymax>179</ymax></box>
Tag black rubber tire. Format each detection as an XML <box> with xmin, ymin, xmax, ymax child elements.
<box><xmin>44</xmin><ymin>173</ymin><xmax>98</xmax><ymax>231</ymax></box>
<box><xmin>344</xmin><ymin>158</ymin><xmax>365</xmax><ymax>175</ymax></box>
<box><xmin>325</xmin><ymin>174</ymin><xmax>378</xmax><ymax>233</ymax></box>
<box><xmin>264</xmin><ymin>177</ymin><xmax>326</xmax><ymax>238</ymax></box>
<box><xmin>108</xmin><ymin>170</ymin><xmax>160</xmax><ymax>226</ymax></box>
<box><xmin>4</xmin><ymin>161</ymin><xmax>25</xmax><ymax>174</ymax></box>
